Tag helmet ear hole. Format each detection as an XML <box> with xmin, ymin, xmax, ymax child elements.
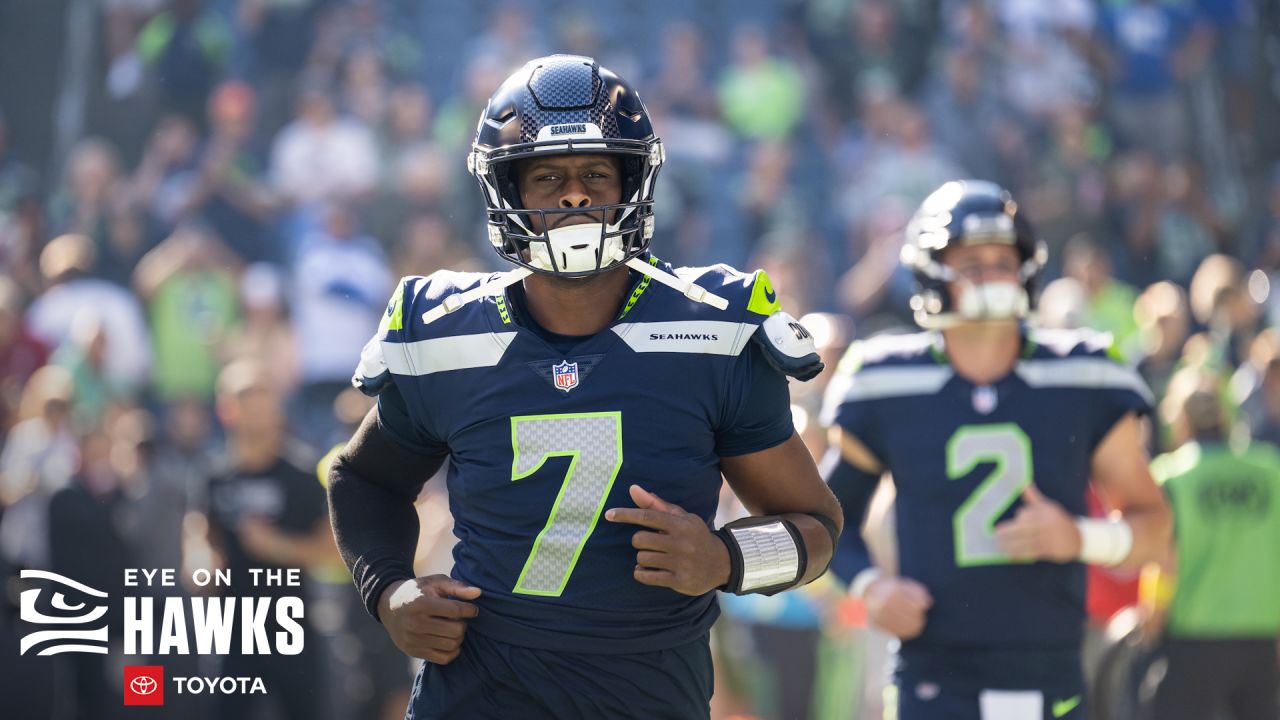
<box><xmin>494</xmin><ymin>162</ymin><xmax>523</xmax><ymax>210</ymax></box>
<box><xmin>622</xmin><ymin>156</ymin><xmax>643</xmax><ymax>200</ymax></box>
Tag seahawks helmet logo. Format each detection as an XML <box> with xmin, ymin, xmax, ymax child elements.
<box><xmin>19</xmin><ymin>570</ymin><xmax>110</xmax><ymax>655</ymax></box>
<box><xmin>549</xmin><ymin>124</ymin><xmax>588</xmax><ymax>136</ymax></box>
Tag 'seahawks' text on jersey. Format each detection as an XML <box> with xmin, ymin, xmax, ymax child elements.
<box><xmin>354</xmin><ymin>255</ymin><xmax>820</xmax><ymax>654</ymax></box>
<box><xmin>820</xmin><ymin>328</ymin><xmax>1152</xmax><ymax>688</ymax></box>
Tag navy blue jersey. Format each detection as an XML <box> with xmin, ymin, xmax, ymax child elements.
<box><xmin>365</xmin><ymin>256</ymin><xmax>797</xmax><ymax>653</ymax></box>
<box><xmin>821</xmin><ymin>328</ymin><xmax>1152</xmax><ymax>686</ymax></box>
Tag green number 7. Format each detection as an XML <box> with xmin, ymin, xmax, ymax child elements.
<box><xmin>510</xmin><ymin>412</ymin><xmax>623</xmax><ymax>596</ymax></box>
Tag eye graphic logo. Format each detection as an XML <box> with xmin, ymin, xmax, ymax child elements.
<box><xmin>124</xmin><ymin>666</ymin><xmax>165</xmax><ymax>706</ymax></box>
<box><xmin>18</xmin><ymin>570</ymin><xmax>110</xmax><ymax>656</ymax></box>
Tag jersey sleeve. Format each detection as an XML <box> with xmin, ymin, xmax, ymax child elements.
<box><xmin>819</xmin><ymin>342</ymin><xmax>886</xmax><ymax>460</ymax></box>
<box><xmin>1086</xmin><ymin>344</ymin><xmax>1155</xmax><ymax>447</ymax></box>
<box><xmin>715</xmin><ymin>342</ymin><xmax>795</xmax><ymax>456</ymax></box>
<box><xmin>1031</xmin><ymin>329</ymin><xmax>1155</xmax><ymax>448</ymax></box>
<box><xmin>375</xmin><ymin>382</ymin><xmax>450</xmax><ymax>459</ymax></box>
<box><xmin>352</xmin><ymin>276</ymin><xmax>417</xmax><ymax>397</ymax></box>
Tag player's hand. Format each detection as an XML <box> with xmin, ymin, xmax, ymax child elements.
<box><xmin>606</xmin><ymin>485</ymin><xmax>730</xmax><ymax>596</ymax></box>
<box><xmin>863</xmin><ymin>576</ymin><xmax>932</xmax><ymax>640</ymax></box>
<box><xmin>377</xmin><ymin>575</ymin><xmax>481</xmax><ymax>665</ymax></box>
<box><xmin>994</xmin><ymin>484</ymin><xmax>1082</xmax><ymax>563</ymax></box>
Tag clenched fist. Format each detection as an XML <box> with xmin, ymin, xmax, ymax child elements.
<box><xmin>864</xmin><ymin>576</ymin><xmax>933</xmax><ymax>640</ymax></box>
<box><xmin>378</xmin><ymin>575</ymin><xmax>482</xmax><ymax>664</ymax></box>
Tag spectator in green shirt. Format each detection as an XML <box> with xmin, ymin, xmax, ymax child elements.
<box><xmin>718</xmin><ymin>26</ymin><xmax>806</xmax><ymax>140</ymax></box>
<box><xmin>133</xmin><ymin>221</ymin><xmax>242</xmax><ymax>403</ymax></box>
<box><xmin>1142</xmin><ymin>367</ymin><xmax>1280</xmax><ymax>720</ymax></box>
<box><xmin>1063</xmin><ymin>234</ymin><xmax>1141</xmax><ymax>360</ymax></box>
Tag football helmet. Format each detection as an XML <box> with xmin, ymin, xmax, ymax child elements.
<box><xmin>900</xmin><ymin>180</ymin><xmax>1047</xmax><ymax>328</ymax></box>
<box><xmin>468</xmin><ymin>54</ymin><xmax>664</xmax><ymax>276</ymax></box>
<box><xmin>421</xmin><ymin>55</ymin><xmax>725</xmax><ymax>325</ymax></box>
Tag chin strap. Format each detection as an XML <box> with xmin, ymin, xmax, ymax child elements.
<box><xmin>421</xmin><ymin>251</ymin><xmax>729</xmax><ymax>325</ymax></box>
<box><xmin>420</xmin><ymin>268</ymin><xmax>534</xmax><ymax>325</ymax></box>
<box><xmin>622</xmin><ymin>255</ymin><xmax>729</xmax><ymax>310</ymax></box>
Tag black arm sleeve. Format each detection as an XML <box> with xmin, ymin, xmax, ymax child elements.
<box><xmin>820</xmin><ymin>447</ymin><xmax>881</xmax><ymax>585</ymax></box>
<box><xmin>327</xmin><ymin>390</ymin><xmax>448</xmax><ymax>622</ymax></box>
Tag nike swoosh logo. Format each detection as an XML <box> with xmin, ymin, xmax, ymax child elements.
<box><xmin>763</xmin><ymin>286</ymin><xmax>777</xmax><ymax>303</ymax></box>
<box><xmin>1052</xmin><ymin>696</ymin><xmax>1081</xmax><ymax>718</ymax></box>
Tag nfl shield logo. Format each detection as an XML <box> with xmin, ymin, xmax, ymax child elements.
<box><xmin>552</xmin><ymin>360</ymin><xmax>579</xmax><ymax>392</ymax></box>
<box><xmin>972</xmin><ymin>385</ymin><xmax>997</xmax><ymax>415</ymax></box>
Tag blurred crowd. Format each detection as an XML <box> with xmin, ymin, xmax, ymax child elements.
<box><xmin>0</xmin><ymin>0</ymin><xmax>1278</xmax><ymax>718</ymax></box>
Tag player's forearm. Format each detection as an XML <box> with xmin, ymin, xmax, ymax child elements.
<box><xmin>328</xmin><ymin>461</ymin><xmax>422</xmax><ymax>621</ymax></box>
<box><xmin>327</xmin><ymin>409</ymin><xmax>439</xmax><ymax>621</ymax></box>
<box><xmin>328</xmin><ymin>401</ymin><xmax>451</xmax><ymax>620</ymax></box>
<box><xmin>781</xmin><ymin>512</ymin><xmax>839</xmax><ymax>585</ymax></box>
<box><xmin>820</xmin><ymin>447</ymin><xmax>881</xmax><ymax>586</ymax></box>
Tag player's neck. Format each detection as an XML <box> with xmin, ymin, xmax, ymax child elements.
<box><xmin>522</xmin><ymin>266</ymin><xmax>631</xmax><ymax>336</ymax></box>
<box><xmin>942</xmin><ymin>321</ymin><xmax>1022</xmax><ymax>385</ymax></box>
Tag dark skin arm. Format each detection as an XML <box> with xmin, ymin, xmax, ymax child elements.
<box><xmin>607</xmin><ymin>432</ymin><xmax>843</xmax><ymax>595</ymax></box>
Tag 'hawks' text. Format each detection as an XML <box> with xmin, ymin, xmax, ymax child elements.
<box><xmin>649</xmin><ymin>333</ymin><xmax>719</xmax><ymax>341</ymax></box>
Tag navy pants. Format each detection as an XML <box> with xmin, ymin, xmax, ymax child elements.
<box><xmin>405</xmin><ymin>630</ymin><xmax>713</xmax><ymax>720</ymax></box>
<box><xmin>898</xmin><ymin>670</ymin><xmax>1086</xmax><ymax>720</ymax></box>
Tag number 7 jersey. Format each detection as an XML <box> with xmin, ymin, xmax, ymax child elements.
<box><xmin>820</xmin><ymin>329</ymin><xmax>1152</xmax><ymax>680</ymax></box>
<box><xmin>354</xmin><ymin>257</ymin><xmax>817</xmax><ymax>654</ymax></box>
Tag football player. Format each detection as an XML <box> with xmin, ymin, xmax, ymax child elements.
<box><xmin>327</xmin><ymin>55</ymin><xmax>842</xmax><ymax>719</ymax></box>
<box><xmin>821</xmin><ymin>180</ymin><xmax>1172</xmax><ymax>720</ymax></box>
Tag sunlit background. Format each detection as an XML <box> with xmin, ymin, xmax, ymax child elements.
<box><xmin>1</xmin><ymin>0</ymin><xmax>1278</xmax><ymax>718</ymax></box>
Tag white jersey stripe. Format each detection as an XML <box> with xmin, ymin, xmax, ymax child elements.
<box><xmin>1015</xmin><ymin>358</ymin><xmax>1154</xmax><ymax>404</ymax></box>
<box><xmin>383</xmin><ymin>332</ymin><xmax>518</xmax><ymax>376</ymax></box>
<box><xmin>611</xmin><ymin>321</ymin><xmax>755</xmax><ymax>356</ymax></box>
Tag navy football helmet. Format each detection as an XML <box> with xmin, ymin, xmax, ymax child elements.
<box><xmin>468</xmin><ymin>55</ymin><xmax>664</xmax><ymax>277</ymax></box>
<box><xmin>900</xmin><ymin>180</ymin><xmax>1047</xmax><ymax>328</ymax></box>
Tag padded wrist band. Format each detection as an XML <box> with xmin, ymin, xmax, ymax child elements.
<box><xmin>716</xmin><ymin>516</ymin><xmax>806</xmax><ymax>596</ymax></box>
<box><xmin>1075</xmin><ymin>517</ymin><xmax>1133</xmax><ymax>567</ymax></box>
<box><xmin>849</xmin><ymin>567</ymin><xmax>884</xmax><ymax>599</ymax></box>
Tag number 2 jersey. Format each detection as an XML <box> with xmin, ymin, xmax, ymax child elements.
<box><xmin>354</xmin><ymin>255</ymin><xmax>819</xmax><ymax>654</ymax></box>
<box><xmin>821</xmin><ymin>328</ymin><xmax>1153</xmax><ymax>688</ymax></box>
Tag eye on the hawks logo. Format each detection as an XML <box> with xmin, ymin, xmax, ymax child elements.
<box><xmin>552</xmin><ymin>360</ymin><xmax>579</xmax><ymax>392</ymax></box>
<box><xmin>18</xmin><ymin>570</ymin><xmax>110</xmax><ymax>656</ymax></box>
<box><xmin>125</xmin><ymin>666</ymin><xmax>165</xmax><ymax>706</ymax></box>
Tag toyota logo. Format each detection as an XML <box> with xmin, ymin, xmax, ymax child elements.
<box><xmin>130</xmin><ymin>676</ymin><xmax>158</xmax><ymax>695</ymax></box>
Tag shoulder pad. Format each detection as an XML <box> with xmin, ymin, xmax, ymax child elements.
<box><xmin>1029</xmin><ymin>327</ymin><xmax>1126</xmax><ymax>363</ymax></box>
<box><xmin>1018</xmin><ymin>326</ymin><xmax>1153</xmax><ymax>404</ymax></box>
<box><xmin>663</xmin><ymin>264</ymin><xmax>780</xmax><ymax>318</ymax></box>
<box><xmin>751</xmin><ymin>310</ymin><xmax>824</xmax><ymax>381</ymax></box>
<box><xmin>352</xmin><ymin>271</ymin><xmax>494</xmax><ymax>396</ymax></box>
<box><xmin>413</xmin><ymin>269</ymin><xmax>495</xmax><ymax>313</ymax></box>
<box><xmin>836</xmin><ymin>332</ymin><xmax>939</xmax><ymax>376</ymax></box>
<box><xmin>352</xmin><ymin>275</ymin><xmax>423</xmax><ymax>396</ymax></box>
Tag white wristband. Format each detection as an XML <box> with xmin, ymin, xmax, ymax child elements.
<box><xmin>849</xmin><ymin>568</ymin><xmax>884</xmax><ymax>599</ymax></box>
<box><xmin>1075</xmin><ymin>517</ymin><xmax>1133</xmax><ymax>567</ymax></box>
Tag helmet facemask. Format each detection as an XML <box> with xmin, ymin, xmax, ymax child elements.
<box><xmin>902</xmin><ymin>180</ymin><xmax>1047</xmax><ymax>329</ymax></box>
<box><xmin>420</xmin><ymin>54</ymin><xmax>727</xmax><ymax>324</ymax></box>
<box><xmin>903</xmin><ymin>231</ymin><xmax>1046</xmax><ymax>329</ymax></box>
<box><xmin>468</xmin><ymin>56</ymin><xmax>665</xmax><ymax>277</ymax></box>
<box><xmin>470</xmin><ymin>133</ymin><xmax>664</xmax><ymax>277</ymax></box>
